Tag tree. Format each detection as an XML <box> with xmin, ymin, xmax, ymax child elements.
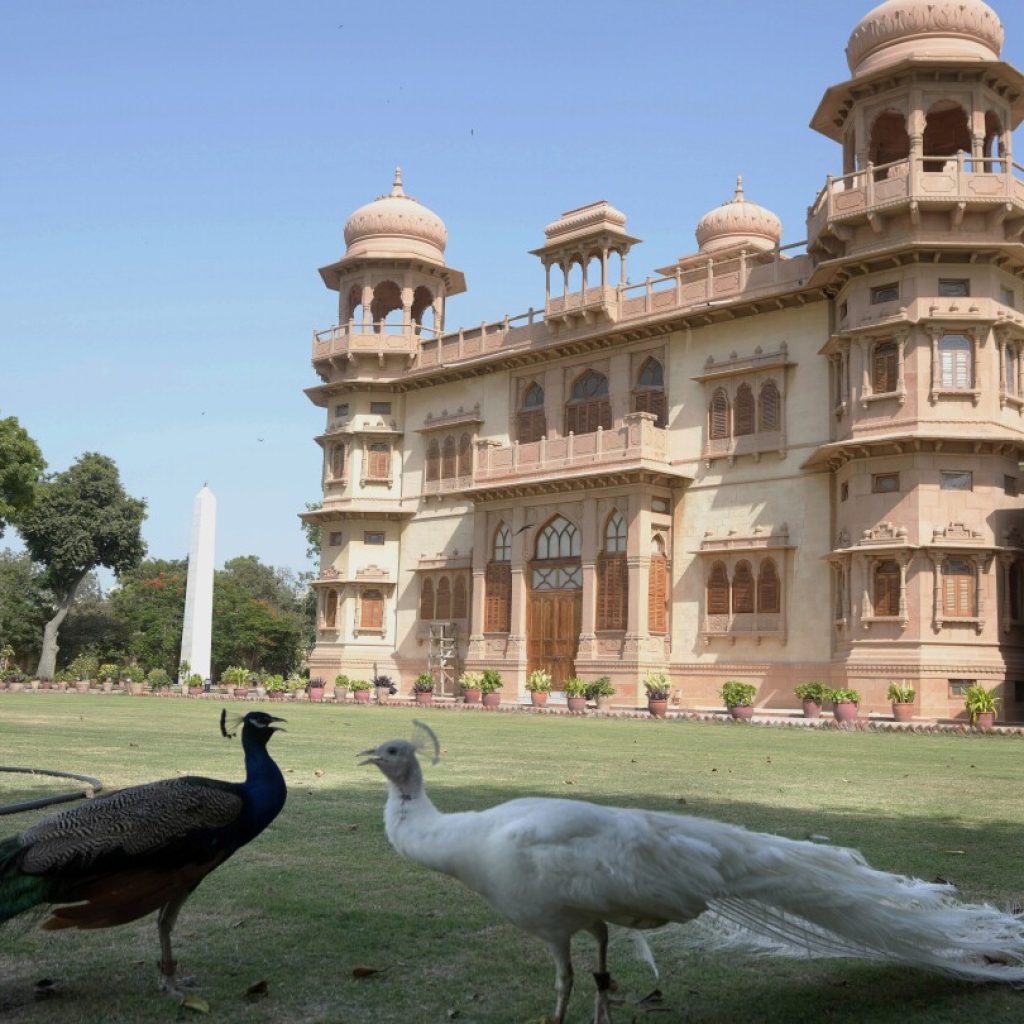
<box><xmin>0</xmin><ymin>413</ymin><xmax>45</xmax><ymax>537</ymax></box>
<box><xmin>0</xmin><ymin>551</ymin><xmax>50</xmax><ymax>670</ymax></box>
<box><xmin>108</xmin><ymin>559</ymin><xmax>187</xmax><ymax>675</ymax></box>
<box><xmin>301</xmin><ymin>502</ymin><xmax>321</xmax><ymax>566</ymax></box>
<box><xmin>17</xmin><ymin>453</ymin><xmax>146</xmax><ymax>679</ymax></box>
<box><xmin>58</xmin><ymin>572</ymin><xmax>128</xmax><ymax>669</ymax></box>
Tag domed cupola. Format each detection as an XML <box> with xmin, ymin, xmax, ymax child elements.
<box><xmin>846</xmin><ymin>0</ymin><xmax>1004</xmax><ymax>77</ymax></box>
<box><xmin>695</xmin><ymin>177</ymin><xmax>783</xmax><ymax>254</ymax></box>
<box><xmin>342</xmin><ymin>168</ymin><xmax>448</xmax><ymax>263</ymax></box>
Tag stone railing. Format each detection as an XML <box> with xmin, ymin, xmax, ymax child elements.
<box><xmin>312</xmin><ymin>321</ymin><xmax>439</xmax><ymax>363</ymax></box>
<box><xmin>473</xmin><ymin>412</ymin><xmax>667</xmax><ymax>483</ymax></box>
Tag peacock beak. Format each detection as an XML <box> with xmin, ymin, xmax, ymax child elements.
<box><xmin>268</xmin><ymin>716</ymin><xmax>287</xmax><ymax>732</ymax></box>
<box><xmin>358</xmin><ymin>747</ymin><xmax>380</xmax><ymax>766</ymax></box>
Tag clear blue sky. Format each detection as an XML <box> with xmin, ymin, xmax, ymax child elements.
<box><xmin>3</xmin><ymin>1</ymin><xmax>1022</xmax><ymax>579</ymax></box>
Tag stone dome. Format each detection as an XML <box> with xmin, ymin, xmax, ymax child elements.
<box><xmin>695</xmin><ymin>178</ymin><xmax>783</xmax><ymax>254</ymax></box>
<box><xmin>343</xmin><ymin>169</ymin><xmax>448</xmax><ymax>262</ymax></box>
<box><xmin>847</xmin><ymin>0</ymin><xmax>1004</xmax><ymax>77</ymax></box>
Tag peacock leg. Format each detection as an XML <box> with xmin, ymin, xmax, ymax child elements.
<box><xmin>157</xmin><ymin>893</ymin><xmax>196</xmax><ymax>994</ymax></box>
<box><xmin>587</xmin><ymin>922</ymin><xmax>614</xmax><ymax>1024</ymax></box>
<box><xmin>546</xmin><ymin>938</ymin><xmax>574</xmax><ymax>1024</ymax></box>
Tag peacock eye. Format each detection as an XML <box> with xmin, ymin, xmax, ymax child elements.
<box><xmin>387</xmin><ymin>746</ymin><xmax>397</xmax><ymax>755</ymax></box>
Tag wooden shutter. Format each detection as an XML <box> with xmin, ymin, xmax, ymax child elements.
<box><xmin>517</xmin><ymin>410</ymin><xmax>546</xmax><ymax>443</ymax></box>
<box><xmin>419</xmin><ymin>578</ymin><xmax>434</xmax><ymax>621</ymax></box>
<box><xmin>732</xmin><ymin>561</ymin><xmax>754</xmax><ymax>612</ymax></box>
<box><xmin>759</xmin><ymin>382</ymin><xmax>780</xmax><ymax>432</ymax></box>
<box><xmin>634</xmin><ymin>388</ymin><xmax>667</xmax><ymax>427</ymax></box>
<box><xmin>485</xmin><ymin>562</ymin><xmax>511</xmax><ymax>632</ymax></box>
<box><xmin>710</xmin><ymin>390</ymin><xmax>729</xmax><ymax>440</ymax></box>
<box><xmin>943</xmin><ymin>559</ymin><xmax>974</xmax><ymax>616</ymax></box>
<box><xmin>707</xmin><ymin>562</ymin><xmax>729</xmax><ymax>615</ymax></box>
<box><xmin>734</xmin><ymin>386</ymin><xmax>755</xmax><ymax>436</ymax></box>
<box><xmin>367</xmin><ymin>443</ymin><xmax>390</xmax><ymax>481</ymax></box>
<box><xmin>873</xmin><ymin>343</ymin><xmax>897</xmax><ymax>393</ymax></box>
<box><xmin>361</xmin><ymin>590</ymin><xmax>384</xmax><ymax>629</ymax></box>
<box><xmin>426</xmin><ymin>440</ymin><xmax>440</xmax><ymax>482</ymax></box>
<box><xmin>566</xmin><ymin>399</ymin><xmax>611</xmax><ymax>436</ymax></box>
<box><xmin>597</xmin><ymin>554</ymin><xmax>628</xmax><ymax>630</ymax></box>
<box><xmin>458</xmin><ymin>434</ymin><xmax>472</xmax><ymax>478</ymax></box>
<box><xmin>757</xmin><ymin>560</ymin><xmax>780</xmax><ymax>614</ymax></box>
<box><xmin>649</xmin><ymin>556</ymin><xmax>668</xmax><ymax>634</ymax></box>
<box><xmin>874</xmin><ymin>562</ymin><xmax>900</xmax><ymax>616</ymax></box>
<box><xmin>441</xmin><ymin>436</ymin><xmax>456</xmax><ymax>480</ymax></box>
<box><xmin>331</xmin><ymin>445</ymin><xmax>345</xmax><ymax>479</ymax></box>
<box><xmin>453</xmin><ymin>575</ymin><xmax>468</xmax><ymax>619</ymax></box>
<box><xmin>436</xmin><ymin>576</ymin><xmax>452</xmax><ymax>620</ymax></box>
<box><xmin>324</xmin><ymin>590</ymin><xmax>338</xmax><ymax>628</ymax></box>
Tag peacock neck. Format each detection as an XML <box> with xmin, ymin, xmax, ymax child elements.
<box><xmin>383</xmin><ymin>765</ymin><xmax>451</xmax><ymax>872</ymax></box>
<box><xmin>240</xmin><ymin>729</ymin><xmax>286</xmax><ymax>829</ymax></box>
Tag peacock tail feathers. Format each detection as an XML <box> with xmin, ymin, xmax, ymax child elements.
<box><xmin>0</xmin><ymin>835</ymin><xmax>53</xmax><ymax>926</ymax></box>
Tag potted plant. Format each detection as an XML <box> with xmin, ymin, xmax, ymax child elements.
<box><xmin>564</xmin><ymin>677</ymin><xmax>588</xmax><ymax>713</ymax></box>
<box><xmin>98</xmin><ymin>663</ymin><xmax>120</xmax><ymax>693</ymax></box>
<box><xmin>284</xmin><ymin>673</ymin><xmax>305</xmax><ymax>699</ymax></box>
<box><xmin>122</xmin><ymin>663</ymin><xmax>145</xmax><ymax>696</ymax></box>
<box><xmin>349</xmin><ymin>678</ymin><xmax>372</xmax><ymax>704</ymax></box>
<box><xmin>828</xmin><ymin>687</ymin><xmax>860</xmax><ymax>724</ymax></box>
<box><xmin>372</xmin><ymin>673</ymin><xmax>395</xmax><ymax>705</ymax></box>
<box><xmin>964</xmin><ymin>683</ymin><xmax>999</xmax><ymax>730</ymax></box>
<box><xmin>480</xmin><ymin>669</ymin><xmax>503</xmax><ymax>709</ymax></box>
<box><xmin>5</xmin><ymin>670</ymin><xmax>28</xmax><ymax>692</ymax></box>
<box><xmin>332</xmin><ymin>674</ymin><xmax>349</xmax><ymax>701</ymax></box>
<box><xmin>586</xmin><ymin>677</ymin><xmax>616</xmax><ymax>711</ymax></box>
<box><xmin>644</xmin><ymin>671</ymin><xmax>671</xmax><ymax>718</ymax></box>
<box><xmin>264</xmin><ymin>674</ymin><xmax>286</xmax><ymax>701</ymax></box>
<box><xmin>178</xmin><ymin>659</ymin><xmax>191</xmax><ymax>690</ymax></box>
<box><xmin>308</xmin><ymin>677</ymin><xmax>326</xmax><ymax>702</ymax></box>
<box><xmin>413</xmin><ymin>672</ymin><xmax>435</xmax><ymax>706</ymax></box>
<box><xmin>721</xmin><ymin>680</ymin><xmax>757</xmax><ymax>721</ymax></box>
<box><xmin>185</xmin><ymin>672</ymin><xmax>203</xmax><ymax>696</ymax></box>
<box><xmin>222</xmin><ymin>665</ymin><xmax>251</xmax><ymax>699</ymax></box>
<box><xmin>887</xmin><ymin>680</ymin><xmax>916</xmax><ymax>723</ymax></box>
<box><xmin>526</xmin><ymin>669</ymin><xmax>552</xmax><ymax>707</ymax></box>
<box><xmin>51</xmin><ymin>671</ymin><xmax>72</xmax><ymax>693</ymax></box>
<box><xmin>147</xmin><ymin>667</ymin><xmax>172</xmax><ymax>694</ymax></box>
<box><xmin>458</xmin><ymin>671</ymin><xmax>483</xmax><ymax>704</ymax></box>
<box><xmin>794</xmin><ymin>680</ymin><xmax>828</xmax><ymax>719</ymax></box>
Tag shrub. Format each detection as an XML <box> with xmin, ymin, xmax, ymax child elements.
<box><xmin>479</xmin><ymin>669</ymin><xmax>503</xmax><ymax>694</ymax></box>
<box><xmin>188</xmin><ymin>673</ymin><xmax>204</xmax><ymax>688</ymax></box>
<box><xmin>308</xmin><ymin>677</ymin><xmax>326</xmax><ymax>691</ymax></box>
<box><xmin>794</xmin><ymin>680</ymin><xmax>828</xmax><ymax>704</ymax></box>
<box><xmin>348</xmin><ymin>678</ymin><xmax>371</xmax><ymax>693</ymax></box>
<box><xmin>887</xmin><ymin>680</ymin><xmax>916</xmax><ymax>704</ymax></box>
<box><xmin>285</xmin><ymin>673</ymin><xmax>306</xmax><ymax>692</ymax></box>
<box><xmin>263</xmin><ymin>674</ymin><xmax>286</xmax><ymax>693</ymax></box>
<box><xmin>97</xmin><ymin>663</ymin><xmax>120</xmax><ymax>683</ymax></box>
<box><xmin>413</xmin><ymin>672</ymin><xmax>435</xmax><ymax>693</ymax></box>
<box><xmin>123</xmin><ymin>665</ymin><xmax>146</xmax><ymax>684</ymax></box>
<box><xmin>964</xmin><ymin>684</ymin><xmax>999</xmax><ymax>721</ymax></box>
<box><xmin>68</xmin><ymin>653</ymin><xmax>99</xmax><ymax>682</ymax></box>
<box><xmin>147</xmin><ymin>668</ymin><xmax>171</xmax><ymax>689</ymax></box>
<box><xmin>721</xmin><ymin>681</ymin><xmax>757</xmax><ymax>708</ymax></box>
<box><xmin>222</xmin><ymin>666</ymin><xmax>252</xmax><ymax>687</ymax></box>
<box><xmin>563</xmin><ymin>677</ymin><xmax>588</xmax><ymax>697</ymax></box>
<box><xmin>644</xmin><ymin>671</ymin><xmax>670</xmax><ymax>701</ymax></box>
<box><xmin>458</xmin><ymin>671</ymin><xmax>484</xmax><ymax>692</ymax></box>
<box><xmin>526</xmin><ymin>669</ymin><xmax>552</xmax><ymax>693</ymax></box>
<box><xmin>827</xmin><ymin>687</ymin><xmax>861</xmax><ymax>705</ymax></box>
<box><xmin>54</xmin><ymin>669</ymin><xmax>75</xmax><ymax>684</ymax></box>
<box><xmin>334</xmin><ymin>674</ymin><xmax>349</xmax><ymax>692</ymax></box>
<box><xmin>586</xmin><ymin>677</ymin><xmax>615</xmax><ymax>700</ymax></box>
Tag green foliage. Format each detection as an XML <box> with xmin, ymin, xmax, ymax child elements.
<box><xmin>827</xmin><ymin>687</ymin><xmax>861</xmax><ymax>705</ymax></box>
<box><xmin>586</xmin><ymin>677</ymin><xmax>616</xmax><ymax>699</ymax></box>
<box><xmin>887</xmin><ymin>680</ymin><xmax>916</xmax><ymax>704</ymax></box>
<box><xmin>97</xmin><ymin>663</ymin><xmax>120</xmax><ymax>683</ymax></box>
<box><xmin>964</xmin><ymin>684</ymin><xmax>999</xmax><ymax>721</ymax></box>
<box><xmin>263</xmin><ymin>674</ymin><xmax>286</xmax><ymax>693</ymax></box>
<box><xmin>122</xmin><ymin>664</ymin><xmax>145</xmax><ymax>684</ymax></box>
<box><xmin>0</xmin><ymin>412</ymin><xmax>45</xmax><ymax>538</ymax></box>
<box><xmin>794</xmin><ymin>680</ymin><xmax>829</xmax><ymax>704</ymax></box>
<box><xmin>644</xmin><ymin>671</ymin><xmax>670</xmax><ymax>700</ymax></box>
<box><xmin>58</xmin><ymin>572</ymin><xmax>127</xmax><ymax>670</ymax></box>
<box><xmin>563</xmin><ymin>677</ymin><xmax>588</xmax><ymax>697</ymax></box>
<box><xmin>479</xmin><ymin>669</ymin><xmax>503</xmax><ymax>694</ymax></box>
<box><xmin>285</xmin><ymin>674</ymin><xmax>306</xmax><ymax>692</ymax></box>
<box><xmin>347</xmin><ymin>678</ymin><xmax>371</xmax><ymax>692</ymax></box>
<box><xmin>301</xmin><ymin>503</ymin><xmax>322</xmax><ymax>565</ymax></box>
<box><xmin>334</xmin><ymin>674</ymin><xmax>349</xmax><ymax>691</ymax></box>
<box><xmin>308</xmin><ymin>677</ymin><xmax>326</xmax><ymax>692</ymax></box>
<box><xmin>0</xmin><ymin>551</ymin><xmax>49</xmax><ymax>667</ymax></box>
<box><xmin>0</xmin><ymin>643</ymin><xmax>12</xmax><ymax>677</ymax></box>
<box><xmin>67</xmin><ymin>653</ymin><xmax>99</xmax><ymax>681</ymax></box>
<box><xmin>526</xmin><ymin>669</ymin><xmax>552</xmax><ymax>693</ymax></box>
<box><xmin>105</xmin><ymin>559</ymin><xmax>185</xmax><ymax>676</ymax></box>
<box><xmin>721</xmin><ymin>680</ymin><xmax>757</xmax><ymax>708</ymax></box>
<box><xmin>221</xmin><ymin>665</ymin><xmax>252</xmax><ymax>687</ymax></box>
<box><xmin>54</xmin><ymin>668</ymin><xmax>74</xmax><ymax>684</ymax></box>
<box><xmin>413</xmin><ymin>672</ymin><xmax>435</xmax><ymax>693</ymax></box>
<box><xmin>188</xmin><ymin>673</ymin><xmax>204</xmax><ymax>688</ymax></box>
<box><xmin>458</xmin><ymin>671</ymin><xmax>483</xmax><ymax>692</ymax></box>
<box><xmin>146</xmin><ymin>667</ymin><xmax>171</xmax><ymax>689</ymax></box>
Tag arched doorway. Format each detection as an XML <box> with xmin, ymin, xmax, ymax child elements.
<box><xmin>527</xmin><ymin>515</ymin><xmax>582</xmax><ymax>685</ymax></box>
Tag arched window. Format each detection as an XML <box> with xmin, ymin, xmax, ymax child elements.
<box><xmin>425</xmin><ymin>439</ymin><xmax>440</xmax><ymax>483</ymax></box>
<box><xmin>734</xmin><ymin>385</ymin><xmax>755</xmax><ymax>437</ymax></box>
<box><xmin>649</xmin><ymin>534</ymin><xmax>668</xmax><ymax>635</ymax></box>
<box><xmin>597</xmin><ymin>511</ymin><xmax>628</xmax><ymax>630</ymax></box>
<box><xmin>939</xmin><ymin>334</ymin><xmax>972</xmax><ymax>389</ymax></box>
<box><xmin>872</xmin><ymin>341</ymin><xmax>898</xmax><ymax>394</ymax></box>
<box><xmin>370</xmin><ymin>280</ymin><xmax>402</xmax><ymax>331</ymax></box>
<box><xmin>759</xmin><ymin>381</ymin><xmax>781</xmax><ymax>432</ymax></box>
<box><xmin>435</xmin><ymin>577</ymin><xmax>452</xmax><ymax>620</ymax></box>
<box><xmin>518</xmin><ymin>382</ymin><xmax>546</xmax><ymax>444</ymax></box>
<box><xmin>923</xmin><ymin>101</ymin><xmax>970</xmax><ymax>171</ymax></box>
<box><xmin>707</xmin><ymin>561</ymin><xmax>730</xmax><ymax>616</ymax></box>
<box><xmin>411</xmin><ymin>285</ymin><xmax>434</xmax><ymax>332</ymax></box>
<box><xmin>709</xmin><ymin>388</ymin><xmax>729</xmax><ymax>440</ymax></box>
<box><xmin>868</xmin><ymin>109</ymin><xmax>910</xmax><ymax>174</ymax></box>
<box><xmin>453</xmin><ymin>576</ymin><xmax>468</xmax><ymax>619</ymax></box>
<box><xmin>441</xmin><ymin>435</ymin><xmax>457</xmax><ymax>480</ymax></box>
<box><xmin>565</xmin><ymin>370</ymin><xmax>611</xmax><ymax>436</ymax></box>
<box><xmin>458</xmin><ymin>433</ymin><xmax>473</xmax><ymax>478</ymax></box>
<box><xmin>366</xmin><ymin>442</ymin><xmax>391</xmax><ymax>481</ymax></box>
<box><xmin>533</xmin><ymin>515</ymin><xmax>581</xmax><ymax>591</ymax></box>
<box><xmin>360</xmin><ymin>589</ymin><xmax>384</xmax><ymax>630</ymax></box>
<box><xmin>943</xmin><ymin>558</ymin><xmax>975</xmax><ymax>617</ymax></box>
<box><xmin>419</xmin><ymin>577</ymin><xmax>434</xmax><ymax>621</ymax></box>
<box><xmin>758</xmin><ymin>559</ymin><xmax>780</xmax><ymax>614</ymax></box>
<box><xmin>331</xmin><ymin>444</ymin><xmax>346</xmax><ymax>480</ymax></box>
<box><xmin>345</xmin><ymin>284</ymin><xmax>363</xmax><ymax>326</ymax></box>
<box><xmin>324</xmin><ymin>590</ymin><xmax>338</xmax><ymax>628</ymax></box>
<box><xmin>536</xmin><ymin>516</ymin><xmax>581</xmax><ymax>559</ymax></box>
<box><xmin>732</xmin><ymin>561</ymin><xmax>754</xmax><ymax>613</ymax></box>
<box><xmin>874</xmin><ymin>561</ymin><xmax>901</xmax><ymax>616</ymax></box>
<box><xmin>486</xmin><ymin>523</ymin><xmax>512</xmax><ymax>632</ymax></box>
<box><xmin>634</xmin><ymin>357</ymin><xmax>666</xmax><ymax>427</ymax></box>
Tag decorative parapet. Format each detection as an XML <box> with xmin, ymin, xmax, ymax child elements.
<box><xmin>697</xmin><ymin>524</ymin><xmax>791</xmax><ymax>553</ymax></box>
<box><xmin>931</xmin><ymin>522</ymin><xmax>984</xmax><ymax>545</ymax></box>
<box><xmin>312</xmin><ymin>323</ymin><xmax>428</xmax><ymax>366</ymax></box>
<box><xmin>859</xmin><ymin>521</ymin><xmax>910</xmax><ymax>547</ymax></box>
<box><xmin>417</xmin><ymin>405</ymin><xmax>483</xmax><ymax>433</ymax></box>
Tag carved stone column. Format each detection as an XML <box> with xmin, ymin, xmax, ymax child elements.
<box><xmin>577</xmin><ymin>500</ymin><xmax>598</xmax><ymax>660</ymax></box>
<box><xmin>467</xmin><ymin>509</ymin><xmax>488</xmax><ymax>660</ymax></box>
<box><xmin>361</xmin><ymin>284</ymin><xmax>374</xmax><ymax>332</ymax></box>
<box><xmin>508</xmin><ymin>505</ymin><xmax>529</xmax><ymax>664</ymax></box>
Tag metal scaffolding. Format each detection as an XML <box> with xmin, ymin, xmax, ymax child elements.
<box><xmin>427</xmin><ymin>622</ymin><xmax>458</xmax><ymax>695</ymax></box>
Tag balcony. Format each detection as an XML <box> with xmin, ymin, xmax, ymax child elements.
<box><xmin>808</xmin><ymin>156</ymin><xmax>1024</xmax><ymax>255</ymax></box>
<box><xmin>467</xmin><ymin>412</ymin><xmax>688</xmax><ymax>497</ymax></box>
<box><xmin>311</xmin><ymin>322</ymin><xmax>439</xmax><ymax>367</ymax></box>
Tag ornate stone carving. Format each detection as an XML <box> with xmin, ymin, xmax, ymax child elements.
<box><xmin>695</xmin><ymin>177</ymin><xmax>783</xmax><ymax>254</ymax></box>
<box><xmin>859</xmin><ymin>522</ymin><xmax>908</xmax><ymax>544</ymax></box>
<box><xmin>344</xmin><ymin>169</ymin><xmax>448</xmax><ymax>257</ymax></box>
<box><xmin>932</xmin><ymin>522</ymin><xmax>983</xmax><ymax>544</ymax></box>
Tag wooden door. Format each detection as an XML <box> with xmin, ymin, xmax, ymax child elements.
<box><xmin>527</xmin><ymin>591</ymin><xmax>582</xmax><ymax>686</ymax></box>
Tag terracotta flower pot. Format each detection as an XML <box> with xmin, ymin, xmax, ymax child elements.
<box><xmin>530</xmin><ymin>691</ymin><xmax>548</xmax><ymax>707</ymax></box>
<box><xmin>567</xmin><ymin>696</ymin><xmax>587</xmax><ymax>713</ymax></box>
<box><xmin>8</xmin><ymin>682</ymin><xmax>25</xmax><ymax>693</ymax></box>
<box><xmin>308</xmin><ymin>686</ymin><xmax>325</xmax><ymax>702</ymax></box>
<box><xmin>127</xmin><ymin>682</ymin><xmax>144</xmax><ymax>696</ymax></box>
<box><xmin>233</xmin><ymin>687</ymin><xmax>250</xmax><ymax>699</ymax></box>
<box><xmin>833</xmin><ymin>701</ymin><xmax>858</xmax><ymax>723</ymax></box>
<box><xmin>353</xmin><ymin>689</ymin><xmax>371</xmax><ymax>704</ymax></box>
<box><xmin>39</xmin><ymin>681</ymin><xmax>52</xmax><ymax>691</ymax></box>
<box><xmin>729</xmin><ymin>705</ymin><xmax>754</xmax><ymax>720</ymax></box>
<box><xmin>802</xmin><ymin>699</ymin><xmax>822</xmax><ymax>719</ymax></box>
<box><xmin>267</xmin><ymin>690</ymin><xmax>285</xmax><ymax>701</ymax></box>
<box><xmin>415</xmin><ymin>690</ymin><xmax>434</xmax><ymax>706</ymax></box>
<box><xmin>74</xmin><ymin>680</ymin><xmax>90</xmax><ymax>694</ymax></box>
<box><xmin>892</xmin><ymin>702</ymin><xmax>914</xmax><ymax>723</ymax></box>
<box><xmin>481</xmin><ymin>691</ymin><xmax>501</xmax><ymax>709</ymax></box>
<box><xmin>648</xmin><ymin>699</ymin><xmax>668</xmax><ymax>718</ymax></box>
<box><xmin>462</xmin><ymin>688</ymin><xmax>481</xmax><ymax>704</ymax></box>
<box><xmin>973</xmin><ymin>711</ymin><xmax>995</xmax><ymax>731</ymax></box>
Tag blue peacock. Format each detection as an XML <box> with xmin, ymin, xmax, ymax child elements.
<box><xmin>0</xmin><ymin>709</ymin><xmax>287</xmax><ymax>993</ymax></box>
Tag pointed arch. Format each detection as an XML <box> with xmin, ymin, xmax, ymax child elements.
<box><xmin>597</xmin><ymin>509</ymin><xmax>628</xmax><ymax>630</ymax></box>
<box><xmin>493</xmin><ymin>522</ymin><xmax>511</xmax><ymax>561</ymax></box>
<box><xmin>732</xmin><ymin>560</ymin><xmax>754</xmax><ymax>613</ymax></box>
<box><xmin>604</xmin><ymin>510</ymin><xmax>627</xmax><ymax>554</ymax></box>
<box><xmin>425</xmin><ymin>438</ymin><xmax>440</xmax><ymax>483</ymax></box>
<box><xmin>634</xmin><ymin>356</ymin><xmax>666</xmax><ymax>427</ymax></box>
<box><xmin>453</xmin><ymin>575</ymin><xmax>468</xmax><ymax>619</ymax></box>
<box><xmin>759</xmin><ymin>380</ymin><xmax>781</xmax><ymax>432</ymax></box>
<box><xmin>435</xmin><ymin>576</ymin><xmax>452</xmax><ymax>620</ymax></box>
<box><xmin>649</xmin><ymin>534</ymin><xmax>669</xmax><ymax>635</ymax></box>
<box><xmin>458</xmin><ymin>433</ymin><xmax>473</xmax><ymax>478</ymax></box>
<box><xmin>518</xmin><ymin>381</ymin><xmax>546</xmax><ymax>443</ymax></box>
<box><xmin>419</xmin><ymin>577</ymin><xmax>435</xmax><ymax>621</ymax></box>
<box><xmin>536</xmin><ymin>515</ymin><xmax>581</xmax><ymax>560</ymax></box>
<box><xmin>707</xmin><ymin>561</ymin><xmax>730</xmax><ymax>616</ymax></box>
<box><xmin>565</xmin><ymin>370</ymin><xmax>611</xmax><ymax>436</ymax></box>
<box><xmin>441</xmin><ymin>435</ymin><xmax>457</xmax><ymax>480</ymax></box>
<box><xmin>709</xmin><ymin>388</ymin><xmax>729</xmax><ymax>440</ymax></box>
<box><xmin>757</xmin><ymin>559</ymin><xmax>780</xmax><ymax>614</ymax></box>
<box><xmin>734</xmin><ymin>384</ymin><xmax>755</xmax><ymax>437</ymax></box>
<box><xmin>486</xmin><ymin>522</ymin><xmax>512</xmax><ymax>632</ymax></box>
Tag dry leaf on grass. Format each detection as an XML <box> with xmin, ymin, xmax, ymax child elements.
<box><xmin>180</xmin><ymin>993</ymin><xmax>210</xmax><ymax>1013</ymax></box>
<box><xmin>352</xmin><ymin>966</ymin><xmax>384</xmax><ymax>978</ymax></box>
<box><xmin>245</xmin><ymin>980</ymin><xmax>268</xmax><ymax>998</ymax></box>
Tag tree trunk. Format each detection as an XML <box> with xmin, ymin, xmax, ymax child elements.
<box><xmin>35</xmin><ymin>575</ymin><xmax>86</xmax><ymax>680</ymax></box>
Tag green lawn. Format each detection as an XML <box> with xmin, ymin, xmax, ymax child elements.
<box><xmin>0</xmin><ymin>694</ymin><xmax>1023</xmax><ymax>1023</ymax></box>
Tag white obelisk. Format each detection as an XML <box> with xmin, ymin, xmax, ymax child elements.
<box><xmin>180</xmin><ymin>484</ymin><xmax>216</xmax><ymax>685</ymax></box>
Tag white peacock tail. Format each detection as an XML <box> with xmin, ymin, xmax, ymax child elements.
<box><xmin>411</xmin><ymin>720</ymin><xmax>441</xmax><ymax>765</ymax></box>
